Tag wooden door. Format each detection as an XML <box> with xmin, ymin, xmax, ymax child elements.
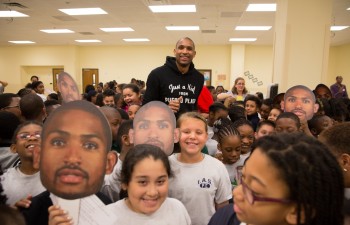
<box><xmin>82</xmin><ymin>68</ymin><xmax>99</xmax><ymax>92</ymax></box>
<box><xmin>52</xmin><ymin>68</ymin><xmax>64</xmax><ymax>92</ymax></box>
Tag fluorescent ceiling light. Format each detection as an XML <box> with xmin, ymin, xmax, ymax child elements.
<box><xmin>330</xmin><ymin>26</ymin><xmax>349</xmax><ymax>31</ymax></box>
<box><xmin>0</xmin><ymin>11</ymin><xmax>29</xmax><ymax>17</ymax></box>
<box><xmin>40</xmin><ymin>29</ymin><xmax>74</xmax><ymax>33</ymax></box>
<box><xmin>8</xmin><ymin>41</ymin><xmax>35</xmax><ymax>44</ymax></box>
<box><xmin>166</xmin><ymin>26</ymin><xmax>199</xmax><ymax>31</ymax></box>
<box><xmin>229</xmin><ymin>38</ymin><xmax>257</xmax><ymax>42</ymax></box>
<box><xmin>246</xmin><ymin>4</ymin><xmax>276</xmax><ymax>12</ymax></box>
<box><xmin>235</xmin><ymin>26</ymin><xmax>272</xmax><ymax>30</ymax></box>
<box><xmin>149</xmin><ymin>5</ymin><xmax>196</xmax><ymax>13</ymax></box>
<box><xmin>100</xmin><ymin>27</ymin><xmax>134</xmax><ymax>32</ymax></box>
<box><xmin>75</xmin><ymin>40</ymin><xmax>101</xmax><ymax>43</ymax></box>
<box><xmin>123</xmin><ymin>38</ymin><xmax>150</xmax><ymax>42</ymax></box>
<box><xmin>59</xmin><ymin>8</ymin><xmax>107</xmax><ymax>15</ymax></box>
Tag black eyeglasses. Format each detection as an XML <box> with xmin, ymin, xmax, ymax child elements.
<box><xmin>17</xmin><ymin>132</ymin><xmax>41</xmax><ymax>140</ymax></box>
<box><xmin>2</xmin><ymin>105</ymin><xmax>19</xmax><ymax>110</ymax></box>
<box><xmin>241</xmin><ymin>178</ymin><xmax>292</xmax><ymax>205</ymax></box>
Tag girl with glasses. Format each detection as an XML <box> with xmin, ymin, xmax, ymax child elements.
<box><xmin>209</xmin><ymin>133</ymin><xmax>344</xmax><ymax>225</ymax></box>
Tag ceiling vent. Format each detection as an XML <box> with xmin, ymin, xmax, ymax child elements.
<box><xmin>79</xmin><ymin>32</ymin><xmax>94</xmax><ymax>35</ymax></box>
<box><xmin>221</xmin><ymin>11</ymin><xmax>243</xmax><ymax>18</ymax></box>
<box><xmin>143</xmin><ymin>0</ymin><xmax>171</xmax><ymax>6</ymax></box>
<box><xmin>52</xmin><ymin>16</ymin><xmax>78</xmax><ymax>21</ymax></box>
<box><xmin>202</xmin><ymin>30</ymin><xmax>216</xmax><ymax>33</ymax></box>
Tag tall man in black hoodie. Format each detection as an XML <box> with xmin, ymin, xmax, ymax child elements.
<box><xmin>143</xmin><ymin>37</ymin><xmax>204</xmax><ymax>118</ymax></box>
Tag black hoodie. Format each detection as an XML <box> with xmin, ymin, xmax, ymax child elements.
<box><xmin>143</xmin><ymin>56</ymin><xmax>204</xmax><ymax>117</ymax></box>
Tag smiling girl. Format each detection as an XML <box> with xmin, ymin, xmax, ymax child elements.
<box><xmin>168</xmin><ymin>112</ymin><xmax>232</xmax><ymax>225</ymax></box>
<box><xmin>122</xmin><ymin>83</ymin><xmax>142</xmax><ymax>112</ymax></box>
<box><xmin>107</xmin><ymin>144</ymin><xmax>190</xmax><ymax>225</ymax></box>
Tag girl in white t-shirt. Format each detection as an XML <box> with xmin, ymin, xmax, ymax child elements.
<box><xmin>213</xmin><ymin>118</ymin><xmax>244</xmax><ymax>189</ymax></box>
<box><xmin>168</xmin><ymin>112</ymin><xmax>232</xmax><ymax>225</ymax></box>
<box><xmin>107</xmin><ymin>144</ymin><xmax>190</xmax><ymax>225</ymax></box>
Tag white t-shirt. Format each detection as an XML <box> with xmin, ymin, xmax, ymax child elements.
<box><xmin>102</xmin><ymin>157</ymin><xmax>123</xmax><ymax>202</ymax></box>
<box><xmin>206</xmin><ymin>126</ymin><xmax>218</xmax><ymax>156</ymax></box>
<box><xmin>106</xmin><ymin>197</ymin><xmax>191</xmax><ymax>225</ymax></box>
<box><xmin>168</xmin><ymin>154</ymin><xmax>232</xmax><ymax>225</ymax></box>
<box><xmin>240</xmin><ymin>151</ymin><xmax>251</xmax><ymax>164</ymax></box>
<box><xmin>1</xmin><ymin>167</ymin><xmax>45</xmax><ymax>205</ymax></box>
<box><xmin>224</xmin><ymin>157</ymin><xmax>245</xmax><ymax>189</ymax></box>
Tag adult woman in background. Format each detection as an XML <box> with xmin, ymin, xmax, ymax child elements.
<box><xmin>217</xmin><ymin>77</ymin><xmax>248</xmax><ymax>102</ymax></box>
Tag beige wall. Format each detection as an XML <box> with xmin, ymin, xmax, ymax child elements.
<box><xmin>244</xmin><ymin>45</ymin><xmax>273</xmax><ymax>95</ymax></box>
<box><xmin>0</xmin><ymin>44</ymin><xmax>349</xmax><ymax>96</ymax></box>
<box><xmin>329</xmin><ymin>43</ymin><xmax>350</xmax><ymax>86</ymax></box>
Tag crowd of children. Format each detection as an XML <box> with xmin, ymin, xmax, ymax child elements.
<box><xmin>0</xmin><ymin>72</ymin><xmax>350</xmax><ymax>225</ymax></box>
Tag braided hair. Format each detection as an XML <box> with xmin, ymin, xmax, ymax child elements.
<box><xmin>252</xmin><ymin>133</ymin><xmax>344</xmax><ymax>225</ymax></box>
<box><xmin>213</xmin><ymin>117</ymin><xmax>240</xmax><ymax>144</ymax></box>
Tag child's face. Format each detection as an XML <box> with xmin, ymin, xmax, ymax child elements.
<box><xmin>216</xmin><ymin>86</ymin><xmax>224</xmax><ymax>94</ymax></box>
<box><xmin>233</xmin><ymin>148</ymin><xmax>293</xmax><ymax>225</ymax></box>
<box><xmin>123</xmin><ymin>88</ymin><xmax>141</xmax><ymax>106</ymax></box>
<box><xmin>255</xmin><ymin>125</ymin><xmax>275</xmax><ymax>140</ymax></box>
<box><xmin>275</xmin><ymin>118</ymin><xmax>299</xmax><ymax>133</ymax></box>
<box><xmin>35</xmin><ymin>83</ymin><xmax>45</xmax><ymax>94</ymax></box>
<box><xmin>179</xmin><ymin>117</ymin><xmax>208</xmax><ymax>156</ymax></box>
<box><xmin>237</xmin><ymin>125</ymin><xmax>254</xmax><ymax>154</ymax></box>
<box><xmin>218</xmin><ymin>135</ymin><xmax>241</xmax><ymax>165</ymax></box>
<box><xmin>125</xmin><ymin>157</ymin><xmax>168</xmax><ymax>215</ymax></box>
<box><xmin>245</xmin><ymin>100</ymin><xmax>258</xmax><ymax>116</ymax></box>
<box><xmin>313</xmin><ymin>116</ymin><xmax>334</xmax><ymax>135</ymax></box>
<box><xmin>260</xmin><ymin>104</ymin><xmax>271</xmax><ymax>120</ymax></box>
<box><xmin>268</xmin><ymin>109</ymin><xmax>281</xmax><ymax>122</ymax></box>
<box><xmin>11</xmin><ymin>124</ymin><xmax>42</xmax><ymax>161</ymax></box>
<box><xmin>103</xmin><ymin>96</ymin><xmax>115</xmax><ymax>106</ymax></box>
<box><xmin>128</xmin><ymin>105</ymin><xmax>140</xmax><ymax>120</ymax></box>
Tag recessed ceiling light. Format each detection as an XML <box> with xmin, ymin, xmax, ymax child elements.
<box><xmin>0</xmin><ymin>11</ymin><xmax>29</xmax><ymax>17</ymax></box>
<box><xmin>8</xmin><ymin>41</ymin><xmax>35</xmax><ymax>44</ymax></box>
<box><xmin>149</xmin><ymin>5</ymin><xmax>196</xmax><ymax>13</ymax></box>
<box><xmin>59</xmin><ymin>8</ymin><xmax>107</xmax><ymax>15</ymax></box>
<box><xmin>246</xmin><ymin>4</ymin><xmax>276</xmax><ymax>12</ymax></box>
<box><xmin>235</xmin><ymin>26</ymin><xmax>272</xmax><ymax>31</ymax></box>
<box><xmin>229</xmin><ymin>38</ymin><xmax>257</xmax><ymax>42</ymax></box>
<box><xmin>347</xmin><ymin>7</ymin><xmax>350</xmax><ymax>10</ymax></box>
<box><xmin>330</xmin><ymin>26</ymin><xmax>349</xmax><ymax>31</ymax></box>
<box><xmin>123</xmin><ymin>38</ymin><xmax>150</xmax><ymax>42</ymax></box>
<box><xmin>166</xmin><ymin>26</ymin><xmax>200</xmax><ymax>31</ymax></box>
<box><xmin>100</xmin><ymin>27</ymin><xmax>134</xmax><ymax>32</ymax></box>
<box><xmin>40</xmin><ymin>29</ymin><xmax>74</xmax><ymax>33</ymax></box>
<box><xmin>75</xmin><ymin>40</ymin><xmax>101</xmax><ymax>43</ymax></box>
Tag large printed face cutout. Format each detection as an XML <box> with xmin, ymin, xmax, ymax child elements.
<box><xmin>281</xmin><ymin>85</ymin><xmax>319</xmax><ymax>122</ymax></box>
<box><xmin>57</xmin><ymin>72</ymin><xmax>81</xmax><ymax>103</ymax></box>
<box><xmin>35</xmin><ymin>100</ymin><xmax>114</xmax><ymax>199</ymax></box>
<box><xmin>129</xmin><ymin>101</ymin><xmax>179</xmax><ymax>156</ymax></box>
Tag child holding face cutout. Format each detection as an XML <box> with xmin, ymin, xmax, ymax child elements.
<box><xmin>168</xmin><ymin>112</ymin><xmax>232</xmax><ymax>225</ymax></box>
<box><xmin>106</xmin><ymin>144</ymin><xmax>191</xmax><ymax>225</ymax></box>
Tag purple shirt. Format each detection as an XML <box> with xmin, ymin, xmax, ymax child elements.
<box><xmin>330</xmin><ymin>83</ymin><xmax>348</xmax><ymax>98</ymax></box>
